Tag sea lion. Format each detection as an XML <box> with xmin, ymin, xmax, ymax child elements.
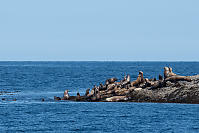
<box><xmin>41</xmin><ymin>98</ymin><xmax>45</xmax><ymax>102</ymax></box>
<box><xmin>159</xmin><ymin>74</ymin><xmax>163</xmax><ymax>81</ymax></box>
<box><xmin>139</xmin><ymin>71</ymin><xmax>145</xmax><ymax>83</ymax></box>
<box><xmin>126</xmin><ymin>74</ymin><xmax>131</xmax><ymax>82</ymax></box>
<box><xmin>131</xmin><ymin>72</ymin><xmax>145</xmax><ymax>87</ymax></box>
<box><xmin>139</xmin><ymin>78</ymin><xmax>151</xmax><ymax>88</ymax></box>
<box><xmin>85</xmin><ymin>88</ymin><xmax>90</xmax><ymax>96</ymax></box>
<box><xmin>96</xmin><ymin>91</ymin><xmax>101</xmax><ymax>100</ymax></box>
<box><xmin>63</xmin><ymin>90</ymin><xmax>70</xmax><ymax>100</ymax></box>
<box><xmin>165</xmin><ymin>76</ymin><xmax>191</xmax><ymax>82</ymax></box>
<box><xmin>121</xmin><ymin>74</ymin><xmax>127</xmax><ymax>82</ymax></box>
<box><xmin>164</xmin><ymin>67</ymin><xmax>170</xmax><ymax>79</ymax></box>
<box><xmin>169</xmin><ymin>67</ymin><xmax>177</xmax><ymax>76</ymax></box>
<box><xmin>99</xmin><ymin>83</ymin><xmax>106</xmax><ymax>91</ymax></box>
<box><xmin>121</xmin><ymin>74</ymin><xmax>131</xmax><ymax>86</ymax></box>
<box><xmin>76</xmin><ymin>92</ymin><xmax>81</xmax><ymax>101</ymax></box>
<box><xmin>95</xmin><ymin>87</ymin><xmax>100</xmax><ymax>95</ymax></box>
<box><xmin>148</xmin><ymin>81</ymin><xmax>165</xmax><ymax>90</ymax></box>
<box><xmin>106</xmin><ymin>96</ymin><xmax>128</xmax><ymax>102</ymax></box>
<box><xmin>88</xmin><ymin>88</ymin><xmax>95</xmax><ymax>97</ymax></box>
<box><xmin>164</xmin><ymin>67</ymin><xmax>177</xmax><ymax>78</ymax></box>
<box><xmin>105</xmin><ymin>78</ymin><xmax>118</xmax><ymax>85</ymax></box>
<box><xmin>131</xmin><ymin>75</ymin><xmax>142</xmax><ymax>87</ymax></box>
<box><xmin>54</xmin><ymin>96</ymin><xmax>61</xmax><ymax>101</ymax></box>
<box><xmin>107</xmin><ymin>83</ymin><xmax>116</xmax><ymax>91</ymax></box>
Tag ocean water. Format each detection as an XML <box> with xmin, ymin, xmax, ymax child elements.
<box><xmin>0</xmin><ymin>61</ymin><xmax>199</xmax><ymax>133</ymax></box>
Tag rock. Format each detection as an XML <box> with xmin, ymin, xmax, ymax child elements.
<box><xmin>54</xmin><ymin>67</ymin><xmax>199</xmax><ymax>104</ymax></box>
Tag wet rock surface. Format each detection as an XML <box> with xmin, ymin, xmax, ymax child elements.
<box><xmin>55</xmin><ymin>67</ymin><xmax>199</xmax><ymax>104</ymax></box>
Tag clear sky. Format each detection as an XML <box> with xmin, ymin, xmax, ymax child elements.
<box><xmin>0</xmin><ymin>0</ymin><xmax>198</xmax><ymax>61</ymax></box>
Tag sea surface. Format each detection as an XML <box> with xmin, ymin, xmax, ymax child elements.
<box><xmin>0</xmin><ymin>61</ymin><xmax>199</xmax><ymax>133</ymax></box>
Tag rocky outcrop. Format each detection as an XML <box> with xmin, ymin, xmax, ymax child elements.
<box><xmin>54</xmin><ymin>67</ymin><xmax>199</xmax><ymax>104</ymax></box>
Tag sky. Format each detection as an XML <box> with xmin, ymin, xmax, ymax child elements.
<box><xmin>0</xmin><ymin>0</ymin><xmax>199</xmax><ymax>61</ymax></box>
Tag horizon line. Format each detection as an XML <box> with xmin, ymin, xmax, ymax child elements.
<box><xmin>0</xmin><ymin>60</ymin><xmax>199</xmax><ymax>62</ymax></box>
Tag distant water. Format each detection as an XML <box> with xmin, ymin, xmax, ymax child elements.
<box><xmin>0</xmin><ymin>61</ymin><xmax>199</xmax><ymax>133</ymax></box>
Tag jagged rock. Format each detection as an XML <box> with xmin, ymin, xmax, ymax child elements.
<box><xmin>55</xmin><ymin>67</ymin><xmax>199</xmax><ymax>104</ymax></box>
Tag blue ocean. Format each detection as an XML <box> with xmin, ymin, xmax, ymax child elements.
<box><xmin>0</xmin><ymin>61</ymin><xmax>199</xmax><ymax>133</ymax></box>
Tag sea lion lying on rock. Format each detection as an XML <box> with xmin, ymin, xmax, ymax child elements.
<box><xmin>115</xmin><ymin>88</ymin><xmax>129</xmax><ymax>96</ymax></box>
<box><xmin>99</xmin><ymin>83</ymin><xmax>106</xmax><ymax>91</ymax></box>
<box><xmin>165</xmin><ymin>76</ymin><xmax>191</xmax><ymax>82</ymax></box>
<box><xmin>169</xmin><ymin>67</ymin><xmax>177</xmax><ymax>76</ymax></box>
<box><xmin>107</xmin><ymin>83</ymin><xmax>116</xmax><ymax>91</ymax></box>
<box><xmin>54</xmin><ymin>96</ymin><xmax>61</xmax><ymax>101</ymax></box>
<box><xmin>105</xmin><ymin>78</ymin><xmax>118</xmax><ymax>85</ymax></box>
<box><xmin>164</xmin><ymin>67</ymin><xmax>191</xmax><ymax>82</ymax></box>
<box><xmin>148</xmin><ymin>80</ymin><xmax>165</xmax><ymax>90</ymax></box>
<box><xmin>164</xmin><ymin>67</ymin><xmax>177</xmax><ymax>78</ymax></box>
<box><xmin>106</xmin><ymin>96</ymin><xmax>128</xmax><ymax>102</ymax></box>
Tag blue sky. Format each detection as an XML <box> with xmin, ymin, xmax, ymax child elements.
<box><xmin>0</xmin><ymin>0</ymin><xmax>198</xmax><ymax>61</ymax></box>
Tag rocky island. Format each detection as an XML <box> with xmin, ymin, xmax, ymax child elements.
<box><xmin>54</xmin><ymin>67</ymin><xmax>199</xmax><ymax>104</ymax></box>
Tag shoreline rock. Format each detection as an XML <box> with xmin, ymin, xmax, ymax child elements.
<box><xmin>54</xmin><ymin>67</ymin><xmax>199</xmax><ymax>104</ymax></box>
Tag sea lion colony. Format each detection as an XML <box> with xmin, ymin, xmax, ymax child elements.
<box><xmin>54</xmin><ymin>67</ymin><xmax>199</xmax><ymax>103</ymax></box>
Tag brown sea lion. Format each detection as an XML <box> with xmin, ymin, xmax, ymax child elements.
<box><xmin>106</xmin><ymin>96</ymin><xmax>128</xmax><ymax>102</ymax></box>
<box><xmin>96</xmin><ymin>91</ymin><xmax>101</xmax><ymax>100</ymax></box>
<box><xmin>131</xmin><ymin>74</ymin><xmax>142</xmax><ymax>87</ymax></box>
<box><xmin>54</xmin><ymin>96</ymin><xmax>61</xmax><ymax>101</ymax></box>
<box><xmin>99</xmin><ymin>83</ymin><xmax>106</xmax><ymax>91</ymax></box>
<box><xmin>121</xmin><ymin>74</ymin><xmax>131</xmax><ymax>86</ymax></box>
<box><xmin>164</xmin><ymin>67</ymin><xmax>170</xmax><ymax>79</ymax></box>
<box><xmin>139</xmin><ymin>71</ymin><xmax>145</xmax><ymax>83</ymax></box>
<box><xmin>95</xmin><ymin>87</ymin><xmax>100</xmax><ymax>95</ymax></box>
<box><xmin>165</xmin><ymin>76</ymin><xmax>191</xmax><ymax>82</ymax></box>
<box><xmin>126</xmin><ymin>74</ymin><xmax>131</xmax><ymax>82</ymax></box>
<box><xmin>131</xmin><ymin>72</ymin><xmax>145</xmax><ymax>87</ymax></box>
<box><xmin>121</xmin><ymin>74</ymin><xmax>127</xmax><ymax>82</ymax></box>
<box><xmin>169</xmin><ymin>67</ymin><xmax>177</xmax><ymax>76</ymax></box>
<box><xmin>63</xmin><ymin>90</ymin><xmax>70</xmax><ymax>100</ymax></box>
<box><xmin>105</xmin><ymin>78</ymin><xmax>118</xmax><ymax>85</ymax></box>
<box><xmin>164</xmin><ymin>67</ymin><xmax>177</xmax><ymax>79</ymax></box>
<box><xmin>85</xmin><ymin>88</ymin><xmax>90</xmax><ymax>96</ymax></box>
<box><xmin>149</xmin><ymin>81</ymin><xmax>164</xmax><ymax>90</ymax></box>
<box><xmin>76</xmin><ymin>92</ymin><xmax>81</xmax><ymax>101</ymax></box>
<box><xmin>107</xmin><ymin>83</ymin><xmax>116</xmax><ymax>91</ymax></box>
<box><xmin>159</xmin><ymin>74</ymin><xmax>163</xmax><ymax>81</ymax></box>
<box><xmin>88</xmin><ymin>88</ymin><xmax>95</xmax><ymax>97</ymax></box>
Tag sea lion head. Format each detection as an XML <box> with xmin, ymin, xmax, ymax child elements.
<box><xmin>145</xmin><ymin>78</ymin><xmax>149</xmax><ymax>82</ymax></box>
<box><xmin>64</xmin><ymin>90</ymin><xmax>70</xmax><ymax>97</ymax></box>
<box><xmin>164</xmin><ymin>67</ymin><xmax>169</xmax><ymax>71</ymax></box>
<box><xmin>126</xmin><ymin>74</ymin><xmax>131</xmax><ymax>82</ymax></box>
<box><xmin>139</xmin><ymin>71</ymin><xmax>143</xmax><ymax>77</ymax></box>
<box><xmin>113</xmin><ymin>78</ymin><xmax>118</xmax><ymax>82</ymax></box>
<box><xmin>64</xmin><ymin>90</ymin><xmax>69</xmax><ymax>94</ymax></box>
<box><xmin>169</xmin><ymin>67</ymin><xmax>172</xmax><ymax>72</ymax></box>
